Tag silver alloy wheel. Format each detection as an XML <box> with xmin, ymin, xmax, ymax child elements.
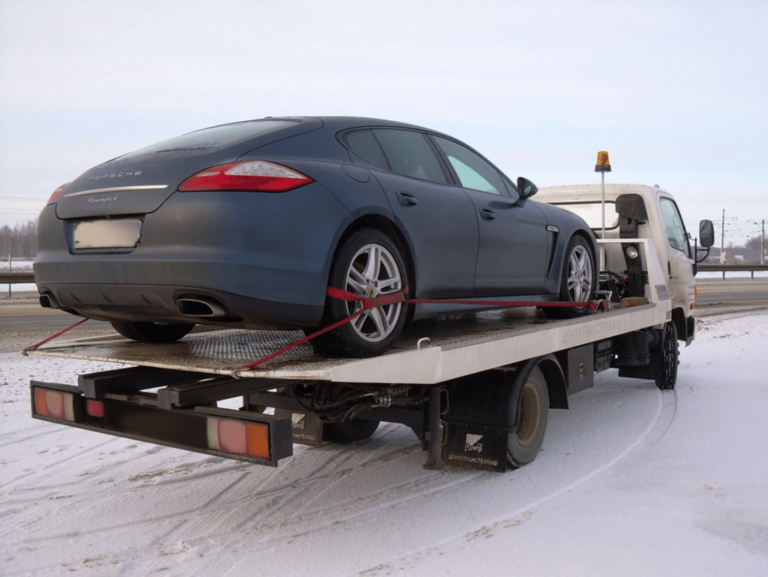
<box><xmin>566</xmin><ymin>245</ymin><xmax>594</xmax><ymax>302</ymax></box>
<box><xmin>344</xmin><ymin>243</ymin><xmax>403</xmax><ymax>343</ymax></box>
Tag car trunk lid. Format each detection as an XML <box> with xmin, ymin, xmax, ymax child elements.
<box><xmin>56</xmin><ymin>118</ymin><xmax>322</xmax><ymax>219</ymax></box>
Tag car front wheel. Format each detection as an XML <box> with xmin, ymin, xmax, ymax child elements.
<box><xmin>544</xmin><ymin>235</ymin><xmax>596</xmax><ymax>319</ymax></box>
<box><xmin>312</xmin><ymin>228</ymin><xmax>409</xmax><ymax>358</ymax></box>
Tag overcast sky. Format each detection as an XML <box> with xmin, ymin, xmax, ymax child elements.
<box><xmin>1</xmin><ymin>0</ymin><xmax>766</xmax><ymax>245</ymax></box>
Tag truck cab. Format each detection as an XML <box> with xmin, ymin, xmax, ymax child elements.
<box><xmin>536</xmin><ymin>184</ymin><xmax>711</xmax><ymax>346</ymax></box>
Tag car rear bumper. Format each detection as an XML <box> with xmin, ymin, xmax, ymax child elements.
<box><xmin>34</xmin><ymin>186</ymin><xmax>350</xmax><ymax>329</ymax></box>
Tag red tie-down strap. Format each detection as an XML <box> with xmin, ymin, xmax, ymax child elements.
<box><xmin>237</xmin><ymin>286</ymin><xmax>609</xmax><ymax>372</ymax></box>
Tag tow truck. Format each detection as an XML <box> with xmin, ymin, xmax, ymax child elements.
<box><xmin>28</xmin><ymin>180</ymin><xmax>715</xmax><ymax>472</ymax></box>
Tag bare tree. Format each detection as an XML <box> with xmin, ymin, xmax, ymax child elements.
<box><xmin>0</xmin><ymin>220</ymin><xmax>38</xmax><ymax>259</ymax></box>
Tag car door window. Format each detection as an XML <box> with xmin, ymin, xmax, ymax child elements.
<box><xmin>432</xmin><ymin>136</ymin><xmax>507</xmax><ymax>196</ymax></box>
<box><xmin>370</xmin><ymin>129</ymin><xmax>449</xmax><ymax>184</ymax></box>
<box><xmin>660</xmin><ymin>197</ymin><xmax>691</xmax><ymax>258</ymax></box>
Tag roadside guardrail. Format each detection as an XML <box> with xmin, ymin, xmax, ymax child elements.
<box><xmin>698</xmin><ymin>264</ymin><xmax>768</xmax><ymax>279</ymax></box>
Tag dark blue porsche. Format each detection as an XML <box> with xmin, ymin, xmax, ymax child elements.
<box><xmin>35</xmin><ymin>117</ymin><xmax>597</xmax><ymax>357</ymax></box>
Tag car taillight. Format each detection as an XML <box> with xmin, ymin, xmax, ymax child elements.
<box><xmin>207</xmin><ymin>417</ymin><xmax>271</xmax><ymax>459</ymax></box>
<box><xmin>47</xmin><ymin>183</ymin><xmax>70</xmax><ymax>205</ymax></box>
<box><xmin>178</xmin><ymin>161</ymin><xmax>314</xmax><ymax>193</ymax></box>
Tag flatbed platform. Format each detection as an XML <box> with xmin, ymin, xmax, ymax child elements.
<box><xmin>27</xmin><ymin>301</ymin><xmax>668</xmax><ymax>384</ymax></box>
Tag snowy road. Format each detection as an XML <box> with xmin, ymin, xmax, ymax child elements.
<box><xmin>2</xmin><ymin>312</ymin><xmax>767</xmax><ymax>576</ymax></box>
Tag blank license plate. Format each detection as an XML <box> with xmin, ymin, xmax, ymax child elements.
<box><xmin>73</xmin><ymin>219</ymin><xmax>142</xmax><ymax>249</ymax></box>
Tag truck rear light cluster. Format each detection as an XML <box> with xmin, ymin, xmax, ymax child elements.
<box><xmin>34</xmin><ymin>388</ymin><xmax>75</xmax><ymax>422</ymax></box>
<box><xmin>207</xmin><ymin>417</ymin><xmax>270</xmax><ymax>459</ymax></box>
<box><xmin>179</xmin><ymin>161</ymin><xmax>314</xmax><ymax>193</ymax></box>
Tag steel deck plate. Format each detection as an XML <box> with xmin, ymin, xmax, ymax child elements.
<box><xmin>26</xmin><ymin>303</ymin><xmax>668</xmax><ymax>384</ymax></box>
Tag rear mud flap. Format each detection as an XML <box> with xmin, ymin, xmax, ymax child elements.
<box><xmin>274</xmin><ymin>408</ymin><xmax>324</xmax><ymax>446</ymax></box>
<box><xmin>442</xmin><ymin>423</ymin><xmax>509</xmax><ymax>472</ymax></box>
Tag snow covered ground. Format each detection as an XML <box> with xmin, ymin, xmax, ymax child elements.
<box><xmin>1</xmin><ymin>312</ymin><xmax>767</xmax><ymax>576</ymax></box>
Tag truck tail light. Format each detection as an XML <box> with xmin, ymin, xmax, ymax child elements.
<box><xmin>179</xmin><ymin>161</ymin><xmax>314</xmax><ymax>193</ymax></box>
<box><xmin>207</xmin><ymin>417</ymin><xmax>270</xmax><ymax>459</ymax></box>
<box><xmin>34</xmin><ymin>388</ymin><xmax>75</xmax><ymax>422</ymax></box>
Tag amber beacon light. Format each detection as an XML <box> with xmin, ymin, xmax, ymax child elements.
<box><xmin>595</xmin><ymin>151</ymin><xmax>612</xmax><ymax>173</ymax></box>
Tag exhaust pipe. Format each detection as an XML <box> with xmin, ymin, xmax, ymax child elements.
<box><xmin>177</xmin><ymin>297</ymin><xmax>227</xmax><ymax>318</ymax></box>
<box><xmin>40</xmin><ymin>293</ymin><xmax>62</xmax><ymax>310</ymax></box>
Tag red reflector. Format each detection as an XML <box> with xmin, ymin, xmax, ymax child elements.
<box><xmin>178</xmin><ymin>161</ymin><xmax>314</xmax><ymax>193</ymax></box>
<box><xmin>86</xmin><ymin>400</ymin><xmax>104</xmax><ymax>418</ymax></box>
<box><xmin>47</xmin><ymin>183</ymin><xmax>69</xmax><ymax>205</ymax></box>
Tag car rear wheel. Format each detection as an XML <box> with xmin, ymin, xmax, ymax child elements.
<box><xmin>312</xmin><ymin>228</ymin><xmax>409</xmax><ymax>358</ymax></box>
<box><xmin>543</xmin><ymin>235</ymin><xmax>596</xmax><ymax>319</ymax></box>
<box><xmin>111</xmin><ymin>321</ymin><xmax>195</xmax><ymax>343</ymax></box>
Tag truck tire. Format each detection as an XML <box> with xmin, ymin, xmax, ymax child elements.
<box><xmin>508</xmin><ymin>365</ymin><xmax>549</xmax><ymax>469</ymax></box>
<box><xmin>654</xmin><ymin>321</ymin><xmax>678</xmax><ymax>390</ymax></box>
<box><xmin>111</xmin><ymin>321</ymin><xmax>195</xmax><ymax>343</ymax></box>
<box><xmin>322</xmin><ymin>419</ymin><xmax>380</xmax><ymax>444</ymax></box>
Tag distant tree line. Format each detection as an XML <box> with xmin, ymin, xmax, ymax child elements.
<box><xmin>0</xmin><ymin>220</ymin><xmax>38</xmax><ymax>259</ymax></box>
<box><xmin>702</xmin><ymin>235</ymin><xmax>766</xmax><ymax>264</ymax></box>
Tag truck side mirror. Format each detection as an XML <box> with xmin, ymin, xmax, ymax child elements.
<box><xmin>517</xmin><ymin>177</ymin><xmax>538</xmax><ymax>199</ymax></box>
<box><xmin>699</xmin><ymin>220</ymin><xmax>715</xmax><ymax>248</ymax></box>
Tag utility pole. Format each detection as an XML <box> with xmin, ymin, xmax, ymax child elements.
<box><xmin>762</xmin><ymin>219</ymin><xmax>765</xmax><ymax>266</ymax></box>
<box><xmin>720</xmin><ymin>209</ymin><xmax>726</xmax><ymax>263</ymax></box>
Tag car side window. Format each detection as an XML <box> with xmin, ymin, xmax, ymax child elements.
<box><xmin>432</xmin><ymin>136</ymin><xmax>507</xmax><ymax>196</ymax></box>
<box><xmin>370</xmin><ymin>129</ymin><xmax>449</xmax><ymax>184</ymax></box>
<box><xmin>344</xmin><ymin>130</ymin><xmax>390</xmax><ymax>170</ymax></box>
<box><xmin>660</xmin><ymin>197</ymin><xmax>691</xmax><ymax>258</ymax></box>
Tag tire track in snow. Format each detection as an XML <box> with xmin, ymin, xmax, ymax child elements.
<box><xmin>353</xmin><ymin>388</ymin><xmax>678</xmax><ymax>577</ymax></box>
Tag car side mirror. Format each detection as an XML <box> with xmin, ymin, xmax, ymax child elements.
<box><xmin>699</xmin><ymin>220</ymin><xmax>715</xmax><ymax>248</ymax></box>
<box><xmin>517</xmin><ymin>177</ymin><xmax>538</xmax><ymax>199</ymax></box>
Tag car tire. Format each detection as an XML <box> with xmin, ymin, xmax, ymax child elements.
<box><xmin>111</xmin><ymin>321</ymin><xmax>195</xmax><ymax>343</ymax></box>
<box><xmin>507</xmin><ymin>365</ymin><xmax>549</xmax><ymax>469</ymax></box>
<box><xmin>543</xmin><ymin>235</ymin><xmax>596</xmax><ymax>319</ymax></box>
<box><xmin>312</xmin><ymin>228</ymin><xmax>409</xmax><ymax>358</ymax></box>
<box><xmin>322</xmin><ymin>419</ymin><xmax>380</xmax><ymax>444</ymax></box>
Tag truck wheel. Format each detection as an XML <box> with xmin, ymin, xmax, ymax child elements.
<box><xmin>312</xmin><ymin>228</ymin><xmax>409</xmax><ymax>358</ymax></box>
<box><xmin>544</xmin><ymin>236</ymin><xmax>596</xmax><ymax>319</ymax></box>
<box><xmin>654</xmin><ymin>321</ymin><xmax>678</xmax><ymax>390</ymax></box>
<box><xmin>111</xmin><ymin>321</ymin><xmax>195</xmax><ymax>343</ymax></box>
<box><xmin>322</xmin><ymin>419</ymin><xmax>380</xmax><ymax>444</ymax></box>
<box><xmin>507</xmin><ymin>366</ymin><xmax>549</xmax><ymax>469</ymax></box>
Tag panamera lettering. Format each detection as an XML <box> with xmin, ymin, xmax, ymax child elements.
<box><xmin>89</xmin><ymin>170</ymin><xmax>143</xmax><ymax>181</ymax></box>
<box><xmin>87</xmin><ymin>196</ymin><xmax>119</xmax><ymax>203</ymax></box>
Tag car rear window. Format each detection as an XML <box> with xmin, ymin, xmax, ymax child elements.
<box><xmin>119</xmin><ymin>120</ymin><xmax>298</xmax><ymax>160</ymax></box>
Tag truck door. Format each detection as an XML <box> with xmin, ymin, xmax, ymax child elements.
<box><xmin>659</xmin><ymin>196</ymin><xmax>694</xmax><ymax>310</ymax></box>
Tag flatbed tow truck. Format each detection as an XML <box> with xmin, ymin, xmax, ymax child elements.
<box><xmin>27</xmin><ymin>184</ymin><xmax>715</xmax><ymax>472</ymax></box>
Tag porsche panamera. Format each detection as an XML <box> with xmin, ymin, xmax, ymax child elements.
<box><xmin>35</xmin><ymin>117</ymin><xmax>597</xmax><ymax>357</ymax></box>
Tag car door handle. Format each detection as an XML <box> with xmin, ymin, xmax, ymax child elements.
<box><xmin>396</xmin><ymin>191</ymin><xmax>418</xmax><ymax>207</ymax></box>
<box><xmin>480</xmin><ymin>209</ymin><xmax>495</xmax><ymax>221</ymax></box>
